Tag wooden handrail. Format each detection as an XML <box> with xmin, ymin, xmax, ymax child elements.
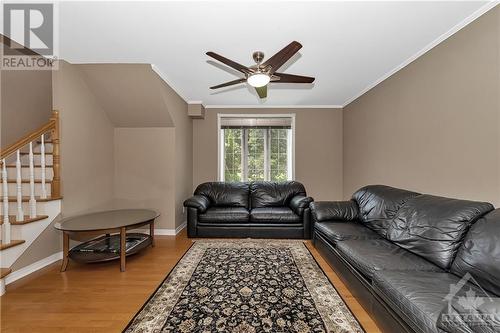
<box><xmin>1</xmin><ymin>117</ymin><xmax>55</xmax><ymax>160</ymax></box>
<box><xmin>0</xmin><ymin>110</ymin><xmax>61</xmax><ymax>197</ymax></box>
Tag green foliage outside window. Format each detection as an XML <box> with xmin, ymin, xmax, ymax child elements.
<box><xmin>247</xmin><ymin>129</ymin><xmax>265</xmax><ymax>181</ymax></box>
<box><xmin>270</xmin><ymin>129</ymin><xmax>288</xmax><ymax>182</ymax></box>
<box><xmin>223</xmin><ymin>127</ymin><xmax>290</xmax><ymax>182</ymax></box>
<box><xmin>224</xmin><ymin>129</ymin><xmax>242</xmax><ymax>182</ymax></box>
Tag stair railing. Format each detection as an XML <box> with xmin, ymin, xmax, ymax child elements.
<box><xmin>0</xmin><ymin>110</ymin><xmax>60</xmax><ymax>243</ymax></box>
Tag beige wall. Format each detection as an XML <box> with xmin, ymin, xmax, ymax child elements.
<box><xmin>113</xmin><ymin>128</ymin><xmax>176</xmax><ymax>229</ymax></box>
<box><xmin>343</xmin><ymin>7</ymin><xmax>500</xmax><ymax>206</ymax></box>
<box><xmin>77</xmin><ymin>64</ymin><xmax>174</xmax><ymax>127</ymax></box>
<box><xmin>1</xmin><ymin>35</ymin><xmax>52</xmax><ymax>148</ymax></box>
<box><xmin>111</xmin><ymin>72</ymin><xmax>192</xmax><ymax>230</ymax></box>
<box><xmin>193</xmin><ymin>108</ymin><xmax>343</xmax><ymax>201</ymax></box>
<box><xmin>159</xmin><ymin>77</ymin><xmax>193</xmax><ymax>228</ymax></box>
<box><xmin>66</xmin><ymin>64</ymin><xmax>189</xmax><ymax>230</ymax></box>
<box><xmin>53</xmin><ymin>61</ymin><xmax>116</xmax><ymax>215</ymax></box>
<box><xmin>11</xmin><ymin>218</ymin><xmax>61</xmax><ymax>271</ymax></box>
<box><xmin>1</xmin><ymin>65</ymin><xmax>52</xmax><ymax>148</ymax></box>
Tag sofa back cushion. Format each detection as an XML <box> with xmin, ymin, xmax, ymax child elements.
<box><xmin>194</xmin><ymin>182</ymin><xmax>249</xmax><ymax>208</ymax></box>
<box><xmin>450</xmin><ymin>209</ymin><xmax>500</xmax><ymax>296</ymax></box>
<box><xmin>250</xmin><ymin>181</ymin><xmax>306</xmax><ymax>208</ymax></box>
<box><xmin>352</xmin><ymin>185</ymin><xmax>420</xmax><ymax>237</ymax></box>
<box><xmin>310</xmin><ymin>201</ymin><xmax>359</xmax><ymax>222</ymax></box>
<box><xmin>387</xmin><ymin>194</ymin><xmax>494</xmax><ymax>270</ymax></box>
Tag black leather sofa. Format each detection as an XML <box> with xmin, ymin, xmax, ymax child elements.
<box><xmin>184</xmin><ymin>181</ymin><xmax>313</xmax><ymax>238</ymax></box>
<box><xmin>311</xmin><ymin>185</ymin><xmax>500</xmax><ymax>333</ymax></box>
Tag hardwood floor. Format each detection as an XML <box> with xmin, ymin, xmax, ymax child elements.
<box><xmin>1</xmin><ymin>230</ymin><xmax>381</xmax><ymax>332</ymax></box>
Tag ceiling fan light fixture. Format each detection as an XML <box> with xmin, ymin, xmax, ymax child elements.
<box><xmin>207</xmin><ymin>41</ymin><xmax>314</xmax><ymax>98</ymax></box>
<box><xmin>247</xmin><ymin>73</ymin><xmax>270</xmax><ymax>87</ymax></box>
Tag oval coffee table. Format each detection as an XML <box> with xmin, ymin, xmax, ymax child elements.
<box><xmin>54</xmin><ymin>209</ymin><xmax>160</xmax><ymax>272</ymax></box>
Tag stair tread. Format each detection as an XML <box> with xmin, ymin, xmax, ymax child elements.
<box><xmin>6</xmin><ymin>179</ymin><xmax>52</xmax><ymax>183</ymax></box>
<box><xmin>6</xmin><ymin>196</ymin><xmax>62</xmax><ymax>202</ymax></box>
<box><xmin>6</xmin><ymin>164</ymin><xmax>53</xmax><ymax>168</ymax></box>
<box><xmin>0</xmin><ymin>268</ymin><xmax>11</xmax><ymax>279</ymax></box>
<box><xmin>0</xmin><ymin>240</ymin><xmax>25</xmax><ymax>251</ymax></box>
<box><xmin>19</xmin><ymin>152</ymin><xmax>53</xmax><ymax>155</ymax></box>
<box><xmin>0</xmin><ymin>215</ymin><xmax>49</xmax><ymax>225</ymax></box>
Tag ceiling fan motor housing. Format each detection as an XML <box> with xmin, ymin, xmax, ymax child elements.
<box><xmin>252</xmin><ymin>51</ymin><xmax>265</xmax><ymax>64</ymax></box>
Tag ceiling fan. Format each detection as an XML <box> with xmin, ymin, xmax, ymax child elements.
<box><xmin>206</xmin><ymin>41</ymin><xmax>315</xmax><ymax>99</ymax></box>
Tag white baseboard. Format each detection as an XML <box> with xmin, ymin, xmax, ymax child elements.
<box><xmin>131</xmin><ymin>222</ymin><xmax>187</xmax><ymax>236</ymax></box>
<box><xmin>5</xmin><ymin>251</ymin><xmax>63</xmax><ymax>286</ymax></box>
<box><xmin>175</xmin><ymin>221</ymin><xmax>187</xmax><ymax>235</ymax></box>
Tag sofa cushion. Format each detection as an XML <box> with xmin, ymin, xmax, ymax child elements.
<box><xmin>250</xmin><ymin>181</ymin><xmax>306</xmax><ymax>208</ymax></box>
<box><xmin>387</xmin><ymin>194</ymin><xmax>494</xmax><ymax>270</ymax></box>
<box><xmin>352</xmin><ymin>185</ymin><xmax>420</xmax><ymax>237</ymax></box>
<box><xmin>314</xmin><ymin>221</ymin><xmax>381</xmax><ymax>244</ymax></box>
<box><xmin>198</xmin><ymin>207</ymin><xmax>249</xmax><ymax>224</ymax></box>
<box><xmin>451</xmin><ymin>209</ymin><xmax>500</xmax><ymax>297</ymax></box>
<box><xmin>310</xmin><ymin>201</ymin><xmax>359</xmax><ymax>222</ymax></box>
<box><xmin>372</xmin><ymin>271</ymin><xmax>482</xmax><ymax>333</ymax></box>
<box><xmin>194</xmin><ymin>182</ymin><xmax>249</xmax><ymax>208</ymax></box>
<box><xmin>336</xmin><ymin>239</ymin><xmax>441</xmax><ymax>279</ymax></box>
<box><xmin>250</xmin><ymin>207</ymin><xmax>301</xmax><ymax>224</ymax></box>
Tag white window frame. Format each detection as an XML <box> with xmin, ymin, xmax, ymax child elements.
<box><xmin>218</xmin><ymin>113</ymin><xmax>296</xmax><ymax>182</ymax></box>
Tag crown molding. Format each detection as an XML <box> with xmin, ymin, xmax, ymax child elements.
<box><xmin>342</xmin><ymin>1</ymin><xmax>499</xmax><ymax>108</ymax></box>
<box><xmin>151</xmin><ymin>64</ymin><xmax>189</xmax><ymax>103</ymax></box>
<box><xmin>205</xmin><ymin>105</ymin><xmax>343</xmax><ymax>109</ymax></box>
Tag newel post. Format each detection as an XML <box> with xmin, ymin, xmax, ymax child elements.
<box><xmin>50</xmin><ymin>110</ymin><xmax>61</xmax><ymax>198</ymax></box>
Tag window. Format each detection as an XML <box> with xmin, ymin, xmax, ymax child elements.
<box><xmin>219</xmin><ymin>115</ymin><xmax>294</xmax><ymax>182</ymax></box>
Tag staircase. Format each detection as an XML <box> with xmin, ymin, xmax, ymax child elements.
<box><xmin>0</xmin><ymin>111</ymin><xmax>62</xmax><ymax>295</ymax></box>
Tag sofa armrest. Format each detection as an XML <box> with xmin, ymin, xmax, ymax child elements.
<box><xmin>310</xmin><ymin>200</ymin><xmax>359</xmax><ymax>222</ymax></box>
<box><xmin>183</xmin><ymin>195</ymin><xmax>210</xmax><ymax>213</ymax></box>
<box><xmin>290</xmin><ymin>195</ymin><xmax>314</xmax><ymax>216</ymax></box>
<box><xmin>303</xmin><ymin>207</ymin><xmax>312</xmax><ymax>239</ymax></box>
<box><xmin>186</xmin><ymin>207</ymin><xmax>198</xmax><ymax>238</ymax></box>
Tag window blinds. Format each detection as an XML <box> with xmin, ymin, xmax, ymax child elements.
<box><xmin>220</xmin><ymin>117</ymin><xmax>292</xmax><ymax>129</ymax></box>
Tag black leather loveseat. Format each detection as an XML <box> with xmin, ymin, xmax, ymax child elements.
<box><xmin>184</xmin><ymin>181</ymin><xmax>313</xmax><ymax>238</ymax></box>
<box><xmin>311</xmin><ymin>185</ymin><xmax>500</xmax><ymax>333</ymax></box>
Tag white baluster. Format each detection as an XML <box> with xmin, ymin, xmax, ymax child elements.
<box><xmin>40</xmin><ymin>134</ymin><xmax>47</xmax><ymax>199</ymax></box>
<box><xmin>16</xmin><ymin>150</ymin><xmax>24</xmax><ymax>221</ymax></box>
<box><xmin>29</xmin><ymin>142</ymin><xmax>37</xmax><ymax>218</ymax></box>
<box><xmin>2</xmin><ymin>159</ymin><xmax>11</xmax><ymax>244</ymax></box>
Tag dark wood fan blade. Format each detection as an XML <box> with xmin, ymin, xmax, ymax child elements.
<box><xmin>210</xmin><ymin>78</ymin><xmax>246</xmax><ymax>89</ymax></box>
<box><xmin>262</xmin><ymin>41</ymin><xmax>302</xmax><ymax>74</ymax></box>
<box><xmin>255</xmin><ymin>85</ymin><xmax>267</xmax><ymax>99</ymax></box>
<box><xmin>273</xmin><ymin>72</ymin><xmax>315</xmax><ymax>83</ymax></box>
<box><xmin>206</xmin><ymin>52</ymin><xmax>251</xmax><ymax>74</ymax></box>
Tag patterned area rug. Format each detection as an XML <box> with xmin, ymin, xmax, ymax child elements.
<box><xmin>124</xmin><ymin>240</ymin><xmax>364</xmax><ymax>333</ymax></box>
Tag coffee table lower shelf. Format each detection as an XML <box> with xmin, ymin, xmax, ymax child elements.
<box><xmin>68</xmin><ymin>233</ymin><xmax>153</xmax><ymax>264</ymax></box>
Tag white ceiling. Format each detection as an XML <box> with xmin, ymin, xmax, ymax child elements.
<box><xmin>55</xmin><ymin>1</ymin><xmax>493</xmax><ymax>107</ymax></box>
